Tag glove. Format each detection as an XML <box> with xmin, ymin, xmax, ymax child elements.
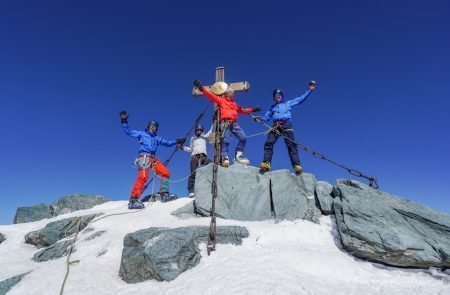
<box><xmin>252</xmin><ymin>105</ymin><xmax>261</xmax><ymax>112</ymax></box>
<box><xmin>119</xmin><ymin>110</ymin><xmax>128</xmax><ymax>124</ymax></box>
<box><xmin>193</xmin><ymin>80</ymin><xmax>203</xmax><ymax>91</ymax></box>
<box><xmin>176</xmin><ymin>138</ymin><xmax>186</xmax><ymax>146</ymax></box>
<box><xmin>308</xmin><ymin>80</ymin><xmax>316</xmax><ymax>90</ymax></box>
<box><xmin>253</xmin><ymin>116</ymin><xmax>261</xmax><ymax>122</ymax></box>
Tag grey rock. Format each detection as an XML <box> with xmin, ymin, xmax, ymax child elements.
<box><xmin>171</xmin><ymin>202</ymin><xmax>198</xmax><ymax>219</ymax></box>
<box><xmin>13</xmin><ymin>204</ymin><xmax>52</xmax><ymax>224</ymax></box>
<box><xmin>315</xmin><ymin>181</ymin><xmax>335</xmax><ymax>215</ymax></box>
<box><xmin>33</xmin><ymin>240</ymin><xmax>74</xmax><ymax>262</ymax></box>
<box><xmin>334</xmin><ymin>179</ymin><xmax>450</xmax><ymax>268</ymax></box>
<box><xmin>13</xmin><ymin>194</ymin><xmax>109</xmax><ymax>224</ymax></box>
<box><xmin>119</xmin><ymin>226</ymin><xmax>249</xmax><ymax>283</ymax></box>
<box><xmin>174</xmin><ymin>164</ymin><xmax>321</xmax><ymax>223</ymax></box>
<box><xmin>24</xmin><ymin>214</ymin><xmax>97</xmax><ymax>248</ymax></box>
<box><xmin>271</xmin><ymin>171</ymin><xmax>321</xmax><ymax>223</ymax></box>
<box><xmin>194</xmin><ymin>165</ymin><xmax>272</xmax><ymax>221</ymax></box>
<box><xmin>0</xmin><ymin>233</ymin><xmax>5</xmax><ymax>244</ymax></box>
<box><xmin>0</xmin><ymin>272</ymin><xmax>30</xmax><ymax>295</ymax></box>
<box><xmin>50</xmin><ymin>194</ymin><xmax>109</xmax><ymax>215</ymax></box>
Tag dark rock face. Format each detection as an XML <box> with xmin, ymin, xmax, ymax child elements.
<box><xmin>0</xmin><ymin>233</ymin><xmax>5</xmax><ymax>244</ymax></box>
<box><xmin>13</xmin><ymin>194</ymin><xmax>109</xmax><ymax>224</ymax></box>
<box><xmin>174</xmin><ymin>164</ymin><xmax>321</xmax><ymax>223</ymax></box>
<box><xmin>119</xmin><ymin>226</ymin><xmax>249</xmax><ymax>283</ymax></box>
<box><xmin>24</xmin><ymin>214</ymin><xmax>97</xmax><ymax>248</ymax></box>
<box><xmin>0</xmin><ymin>272</ymin><xmax>30</xmax><ymax>295</ymax></box>
<box><xmin>50</xmin><ymin>194</ymin><xmax>109</xmax><ymax>215</ymax></box>
<box><xmin>33</xmin><ymin>240</ymin><xmax>74</xmax><ymax>262</ymax></box>
<box><xmin>315</xmin><ymin>181</ymin><xmax>335</xmax><ymax>215</ymax></box>
<box><xmin>334</xmin><ymin>179</ymin><xmax>450</xmax><ymax>268</ymax></box>
<box><xmin>13</xmin><ymin>204</ymin><xmax>52</xmax><ymax>224</ymax></box>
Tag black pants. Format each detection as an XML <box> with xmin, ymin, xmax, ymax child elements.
<box><xmin>188</xmin><ymin>153</ymin><xmax>212</xmax><ymax>193</ymax></box>
<box><xmin>263</xmin><ymin>121</ymin><xmax>300</xmax><ymax>167</ymax></box>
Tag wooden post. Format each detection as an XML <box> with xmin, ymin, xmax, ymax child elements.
<box><xmin>193</xmin><ymin>67</ymin><xmax>250</xmax><ymax>255</ymax></box>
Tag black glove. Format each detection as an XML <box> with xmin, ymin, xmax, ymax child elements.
<box><xmin>119</xmin><ymin>110</ymin><xmax>128</xmax><ymax>124</ymax></box>
<box><xmin>176</xmin><ymin>138</ymin><xmax>186</xmax><ymax>146</ymax></box>
<box><xmin>252</xmin><ymin>105</ymin><xmax>261</xmax><ymax>112</ymax></box>
<box><xmin>308</xmin><ymin>80</ymin><xmax>316</xmax><ymax>90</ymax></box>
<box><xmin>193</xmin><ymin>80</ymin><xmax>203</xmax><ymax>91</ymax></box>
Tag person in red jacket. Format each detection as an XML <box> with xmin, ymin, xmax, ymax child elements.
<box><xmin>193</xmin><ymin>80</ymin><xmax>261</xmax><ymax>166</ymax></box>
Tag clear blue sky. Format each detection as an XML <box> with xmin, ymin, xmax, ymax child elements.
<box><xmin>1</xmin><ymin>0</ymin><xmax>449</xmax><ymax>224</ymax></box>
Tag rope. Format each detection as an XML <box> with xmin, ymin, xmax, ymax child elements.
<box><xmin>60</xmin><ymin>217</ymin><xmax>81</xmax><ymax>295</ymax></box>
<box><xmin>246</xmin><ymin>130</ymin><xmax>270</xmax><ymax>138</ymax></box>
<box><xmin>58</xmin><ymin>171</ymin><xmax>157</xmax><ymax>294</ymax></box>
<box><xmin>153</xmin><ymin>155</ymin><xmax>208</xmax><ymax>183</ymax></box>
<box><xmin>249</xmin><ymin>114</ymin><xmax>379</xmax><ymax>189</ymax></box>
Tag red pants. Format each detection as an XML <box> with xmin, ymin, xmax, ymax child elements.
<box><xmin>131</xmin><ymin>158</ymin><xmax>170</xmax><ymax>198</ymax></box>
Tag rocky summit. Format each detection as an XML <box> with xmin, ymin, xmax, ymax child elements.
<box><xmin>334</xmin><ymin>179</ymin><xmax>450</xmax><ymax>268</ymax></box>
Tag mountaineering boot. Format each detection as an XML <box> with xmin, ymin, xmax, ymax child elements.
<box><xmin>160</xmin><ymin>192</ymin><xmax>178</xmax><ymax>203</ymax></box>
<box><xmin>294</xmin><ymin>164</ymin><xmax>303</xmax><ymax>175</ymax></box>
<box><xmin>259</xmin><ymin>161</ymin><xmax>271</xmax><ymax>174</ymax></box>
<box><xmin>234</xmin><ymin>151</ymin><xmax>249</xmax><ymax>165</ymax></box>
<box><xmin>222</xmin><ymin>156</ymin><xmax>230</xmax><ymax>167</ymax></box>
<box><xmin>128</xmin><ymin>197</ymin><xmax>145</xmax><ymax>209</ymax></box>
<box><xmin>188</xmin><ymin>192</ymin><xmax>195</xmax><ymax>198</ymax></box>
<box><xmin>260</xmin><ymin>161</ymin><xmax>271</xmax><ymax>171</ymax></box>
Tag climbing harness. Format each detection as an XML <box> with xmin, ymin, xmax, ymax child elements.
<box><xmin>250</xmin><ymin>114</ymin><xmax>379</xmax><ymax>189</ymax></box>
<box><xmin>141</xmin><ymin>102</ymin><xmax>213</xmax><ymax>193</ymax></box>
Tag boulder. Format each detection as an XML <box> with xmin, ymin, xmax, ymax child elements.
<box><xmin>13</xmin><ymin>194</ymin><xmax>109</xmax><ymax>224</ymax></box>
<box><xmin>334</xmin><ymin>179</ymin><xmax>450</xmax><ymax>268</ymax></box>
<box><xmin>174</xmin><ymin>164</ymin><xmax>321</xmax><ymax>223</ymax></box>
<box><xmin>315</xmin><ymin>181</ymin><xmax>335</xmax><ymax>215</ymax></box>
<box><xmin>13</xmin><ymin>204</ymin><xmax>52</xmax><ymax>224</ymax></box>
<box><xmin>50</xmin><ymin>194</ymin><xmax>109</xmax><ymax>215</ymax></box>
<box><xmin>119</xmin><ymin>226</ymin><xmax>249</xmax><ymax>283</ymax></box>
<box><xmin>0</xmin><ymin>272</ymin><xmax>30</xmax><ymax>295</ymax></box>
<box><xmin>24</xmin><ymin>214</ymin><xmax>97</xmax><ymax>248</ymax></box>
<box><xmin>33</xmin><ymin>240</ymin><xmax>74</xmax><ymax>262</ymax></box>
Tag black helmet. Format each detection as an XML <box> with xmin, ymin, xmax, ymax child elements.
<box><xmin>195</xmin><ymin>124</ymin><xmax>204</xmax><ymax>131</ymax></box>
<box><xmin>147</xmin><ymin>120</ymin><xmax>159</xmax><ymax>130</ymax></box>
<box><xmin>273</xmin><ymin>89</ymin><xmax>284</xmax><ymax>99</ymax></box>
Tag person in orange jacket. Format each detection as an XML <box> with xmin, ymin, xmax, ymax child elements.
<box><xmin>193</xmin><ymin>80</ymin><xmax>261</xmax><ymax>166</ymax></box>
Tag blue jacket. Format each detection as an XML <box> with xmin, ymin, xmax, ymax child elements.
<box><xmin>122</xmin><ymin>123</ymin><xmax>176</xmax><ymax>156</ymax></box>
<box><xmin>260</xmin><ymin>89</ymin><xmax>313</xmax><ymax>123</ymax></box>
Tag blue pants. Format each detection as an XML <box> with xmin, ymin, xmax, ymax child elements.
<box><xmin>221</xmin><ymin>120</ymin><xmax>247</xmax><ymax>158</ymax></box>
<box><xmin>263</xmin><ymin>121</ymin><xmax>300</xmax><ymax>167</ymax></box>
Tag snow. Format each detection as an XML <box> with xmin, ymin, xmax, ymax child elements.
<box><xmin>0</xmin><ymin>199</ymin><xmax>449</xmax><ymax>295</ymax></box>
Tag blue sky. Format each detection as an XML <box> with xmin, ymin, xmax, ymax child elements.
<box><xmin>1</xmin><ymin>0</ymin><xmax>449</xmax><ymax>224</ymax></box>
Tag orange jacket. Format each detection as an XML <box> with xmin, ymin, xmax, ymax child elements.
<box><xmin>201</xmin><ymin>88</ymin><xmax>253</xmax><ymax>121</ymax></box>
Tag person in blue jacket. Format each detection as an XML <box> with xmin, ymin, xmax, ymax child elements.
<box><xmin>255</xmin><ymin>81</ymin><xmax>316</xmax><ymax>175</ymax></box>
<box><xmin>120</xmin><ymin>111</ymin><xmax>185</xmax><ymax>209</ymax></box>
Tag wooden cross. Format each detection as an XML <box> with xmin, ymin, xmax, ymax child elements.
<box><xmin>192</xmin><ymin>66</ymin><xmax>251</xmax><ymax>144</ymax></box>
<box><xmin>192</xmin><ymin>66</ymin><xmax>250</xmax><ymax>96</ymax></box>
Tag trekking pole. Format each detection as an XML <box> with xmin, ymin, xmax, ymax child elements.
<box><xmin>141</xmin><ymin>102</ymin><xmax>213</xmax><ymax>193</ymax></box>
